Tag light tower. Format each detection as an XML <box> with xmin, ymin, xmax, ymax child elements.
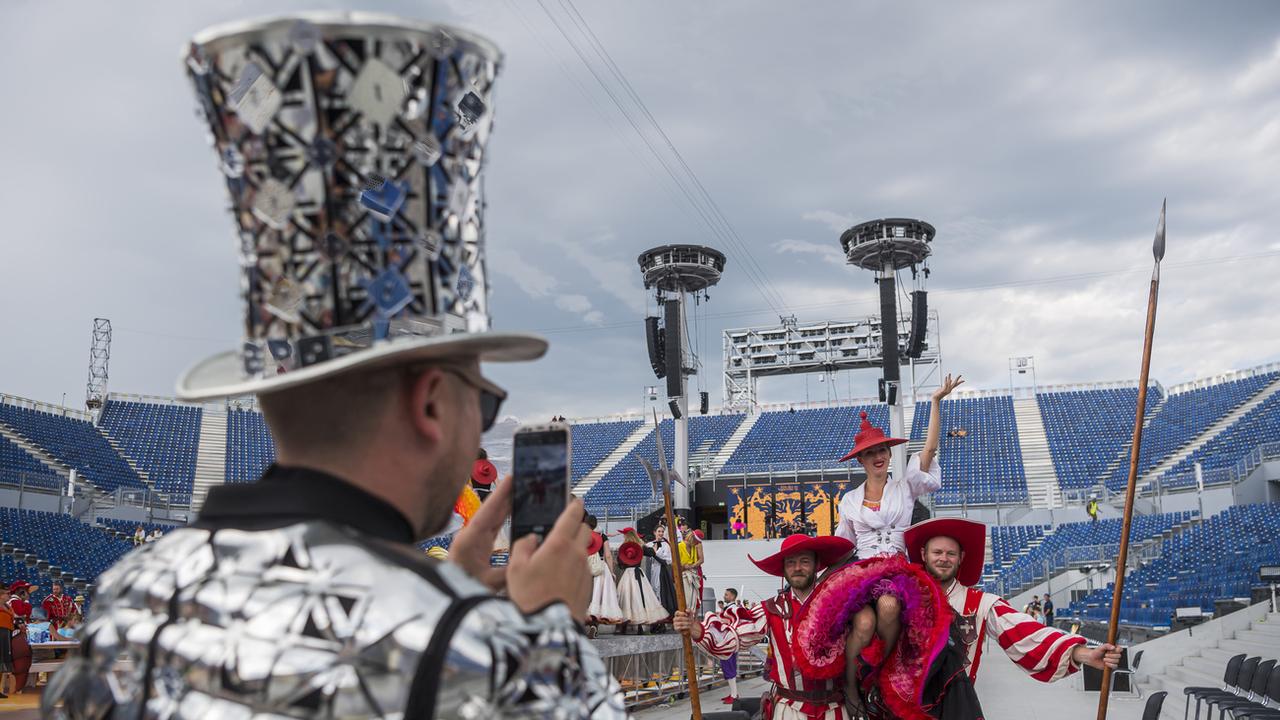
<box><xmin>86</xmin><ymin>318</ymin><xmax>112</xmax><ymax>413</ymax></box>
<box><xmin>638</xmin><ymin>245</ymin><xmax>726</xmax><ymax>510</ymax></box>
<box><xmin>838</xmin><ymin>219</ymin><xmax>934</xmax><ymax>479</ymax></box>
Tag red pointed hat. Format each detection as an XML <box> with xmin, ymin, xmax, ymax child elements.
<box><xmin>839</xmin><ymin>411</ymin><xmax>908</xmax><ymax>462</ymax></box>
<box><xmin>903</xmin><ymin>517</ymin><xmax>987</xmax><ymax>586</ymax></box>
<box><xmin>617</xmin><ymin>540</ymin><xmax>644</xmax><ymax>567</ymax></box>
<box><xmin>749</xmin><ymin>534</ymin><xmax>853</xmax><ymax>577</ymax></box>
<box><xmin>471</xmin><ymin>459</ymin><xmax>498</xmax><ymax>486</ymax></box>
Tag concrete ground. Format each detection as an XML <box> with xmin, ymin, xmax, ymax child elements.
<box><xmin>635</xmin><ymin>650</ymin><xmax>1151</xmax><ymax>720</ymax></box>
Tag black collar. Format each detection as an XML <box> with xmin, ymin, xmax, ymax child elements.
<box><xmin>197</xmin><ymin>464</ymin><xmax>416</xmax><ymax>543</ymax></box>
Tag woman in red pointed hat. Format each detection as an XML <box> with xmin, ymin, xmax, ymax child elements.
<box><xmin>615</xmin><ymin>527</ymin><xmax>669</xmax><ymax>631</ymax></box>
<box><xmin>586</xmin><ymin>531</ymin><xmax>624</xmax><ymax>632</ymax></box>
<box><xmin>826</xmin><ymin>372</ymin><xmax>963</xmax><ymax>715</ymax></box>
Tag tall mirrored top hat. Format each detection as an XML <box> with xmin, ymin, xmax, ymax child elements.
<box><xmin>177</xmin><ymin>12</ymin><xmax>545</xmax><ymax>400</ymax></box>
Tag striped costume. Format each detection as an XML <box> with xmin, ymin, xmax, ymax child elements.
<box><xmin>695</xmin><ymin>590</ymin><xmax>852</xmax><ymax>720</ymax></box>
<box><xmin>942</xmin><ymin>580</ymin><xmax>1085</xmax><ymax>684</ymax></box>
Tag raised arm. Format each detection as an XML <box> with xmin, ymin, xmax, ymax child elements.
<box><xmin>919</xmin><ymin>373</ymin><xmax>964</xmax><ymax>474</ymax></box>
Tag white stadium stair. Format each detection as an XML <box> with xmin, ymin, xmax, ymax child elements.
<box><xmin>703</xmin><ymin>411</ymin><xmax>760</xmax><ymax>478</ymax></box>
<box><xmin>1013</xmin><ymin>397</ymin><xmax>1061</xmax><ymax>509</ymax></box>
<box><xmin>192</xmin><ymin>403</ymin><xmax>229</xmax><ymax>511</ymax></box>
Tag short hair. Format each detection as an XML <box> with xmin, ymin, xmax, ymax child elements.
<box><xmin>477</xmin><ymin>448</ymin><xmax>488</xmax><ymax>460</ymax></box>
<box><xmin>258</xmin><ymin>366</ymin><xmax>405</xmax><ymax>454</ymax></box>
<box><xmin>585</xmin><ymin>514</ymin><xmax>598</xmax><ymax>530</ymax></box>
<box><xmin>725</xmin><ymin>588</ymin><xmax>738</xmax><ymax>598</ymax></box>
<box><xmin>51</xmin><ymin>581</ymin><xmax>62</xmax><ymax>588</ymax></box>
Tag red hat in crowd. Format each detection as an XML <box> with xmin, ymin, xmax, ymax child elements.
<box><xmin>903</xmin><ymin>518</ymin><xmax>987</xmax><ymax>586</ymax></box>
<box><xmin>7</xmin><ymin>581</ymin><xmax>31</xmax><ymax>593</ymax></box>
<box><xmin>586</xmin><ymin>531</ymin><xmax>604</xmax><ymax>556</ymax></box>
<box><xmin>839</xmin><ymin>411</ymin><xmax>908</xmax><ymax>462</ymax></box>
<box><xmin>471</xmin><ymin>459</ymin><xmax>498</xmax><ymax>486</ymax></box>
<box><xmin>617</xmin><ymin>541</ymin><xmax>644</xmax><ymax>567</ymax></box>
<box><xmin>614</xmin><ymin>527</ymin><xmax>636</xmax><ymax>536</ymax></box>
<box><xmin>749</xmin><ymin>534</ymin><xmax>853</xmax><ymax>577</ymax></box>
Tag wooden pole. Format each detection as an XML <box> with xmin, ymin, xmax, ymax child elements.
<box><xmin>647</xmin><ymin>411</ymin><xmax>702</xmax><ymax>720</ymax></box>
<box><xmin>1097</xmin><ymin>201</ymin><xmax>1165</xmax><ymax>720</ymax></box>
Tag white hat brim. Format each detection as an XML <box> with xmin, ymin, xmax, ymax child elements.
<box><xmin>175</xmin><ymin>331</ymin><xmax>547</xmax><ymax>401</ymax></box>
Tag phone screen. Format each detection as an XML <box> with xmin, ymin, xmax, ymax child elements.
<box><xmin>512</xmin><ymin>428</ymin><xmax>569</xmax><ymax>539</ymax></box>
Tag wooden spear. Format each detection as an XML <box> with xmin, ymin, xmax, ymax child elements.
<box><xmin>1097</xmin><ymin>200</ymin><xmax>1166</xmax><ymax>720</ymax></box>
<box><xmin>639</xmin><ymin>409</ymin><xmax>701</xmax><ymax>720</ymax></box>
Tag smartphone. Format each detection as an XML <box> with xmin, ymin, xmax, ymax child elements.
<box><xmin>511</xmin><ymin>423</ymin><xmax>572</xmax><ymax>540</ymax></box>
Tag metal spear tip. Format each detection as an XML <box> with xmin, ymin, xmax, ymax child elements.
<box><xmin>1153</xmin><ymin>198</ymin><xmax>1166</xmax><ymax>262</ymax></box>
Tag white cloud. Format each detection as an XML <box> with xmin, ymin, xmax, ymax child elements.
<box><xmin>773</xmin><ymin>238</ymin><xmax>847</xmax><ymax>265</ymax></box>
<box><xmin>801</xmin><ymin>210</ymin><xmax>856</xmax><ymax>233</ymax></box>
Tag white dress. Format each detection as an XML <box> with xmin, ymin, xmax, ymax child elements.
<box><xmin>588</xmin><ymin>552</ymin><xmax>624</xmax><ymax>623</ymax></box>
<box><xmin>834</xmin><ymin>454</ymin><xmax>942</xmax><ymax>558</ymax></box>
<box><xmin>616</xmin><ymin>545</ymin><xmax>670</xmax><ymax>625</ymax></box>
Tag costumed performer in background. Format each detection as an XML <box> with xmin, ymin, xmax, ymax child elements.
<box><xmin>616</xmin><ymin>528</ymin><xmax>669</xmax><ymax>632</ymax></box>
<box><xmin>588</xmin><ymin>530</ymin><xmax>624</xmax><ymax>634</ymax></box>
<box><xmin>645</xmin><ymin>523</ymin><xmax>679</xmax><ymax>622</ymax></box>
<box><xmin>678</xmin><ymin>527</ymin><xmax>705</xmax><ymax>614</ymax></box>
<box><xmin>904</xmin><ymin>517</ymin><xmax>1120</xmax><ymax>689</ymax></box>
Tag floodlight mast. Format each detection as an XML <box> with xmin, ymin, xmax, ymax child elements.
<box><xmin>838</xmin><ymin>218</ymin><xmax>934</xmax><ymax>481</ymax></box>
<box><xmin>638</xmin><ymin>245</ymin><xmax>726</xmax><ymax>510</ymax></box>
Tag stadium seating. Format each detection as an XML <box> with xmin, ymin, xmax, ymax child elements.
<box><xmin>988</xmin><ymin>511</ymin><xmax>1196</xmax><ymax>595</ymax></box>
<box><xmin>1164</xmin><ymin>390</ymin><xmax>1280</xmax><ymax>484</ymax></box>
<box><xmin>1102</xmin><ymin>373</ymin><xmax>1278</xmax><ymax>491</ymax></box>
<box><xmin>586</xmin><ymin>414</ymin><xmax>744</xmax><ymax>515</ymax></box>
<box><xmin>0</xmin><ymin>435</ymin><xmax>64</xmax><ymax>491</ymax></box>
<box><xmin>989</xmin><ymin>523</ymin><xmax>1050</xmax><ymax>568</ymax></box>
<box><xmin>98</xmin><ymin>518</ymin><xmax>178</xmax><ymax>538</ymax></box>
<box><xmin>571</xmin><ymin>420</ymin><xmax>643</xmax><ymax>484</ymax></box>
<box><xmin>910</xmin><ymin>396</ymin><xmax>1028</xmax><ymax>505</ymax></box>
<box><xmin>1037</xmin><ymin>387</ymin><xmax>1157</xmax><ymax>492</ymax></box>
<box><xmin>0</xmin><ymin>403</ymin><xmax>146</xmax><ymax>494</ymax></box>
<box><xmin>225</xmin><ymin>408</ymin><xmax>276</xmax><ymax>483</ymax></box>
<box><xmin>0</xmin><ymin>507</ymin><xmax>133</xmax><ymax>583</ymax></box>
<box><xmin>1068</xmin><ymin>503</ymin><xmax>1280</xmax><ymax>627</ymax></box>
<box><xmin>99</xmin><ymin>399</ymin><xmax>202</xmax><ymax>502</ymax></box>
<box><xmin>721</xmin><ymin>405</ymin><xmax>886</xmax><ymax>475</ymax></box>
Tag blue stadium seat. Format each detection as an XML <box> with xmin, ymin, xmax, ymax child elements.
<box><xmin>99</xmin><ymin>399</ymin><xmax>201</xmax><ymax>503</ymax></box>
<box><xmin>0</xmin><ymin>402</ymin><xmax>146</xmax><ymax>494</ymax></box>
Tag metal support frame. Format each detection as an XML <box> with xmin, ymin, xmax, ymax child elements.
<box><xmin>86</xmin><ymin>318</ymin><xmax>112</xmax><ymax>412</ymax></box>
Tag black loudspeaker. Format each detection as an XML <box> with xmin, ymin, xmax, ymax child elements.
<box><xmin>668</xmin><ymin>398</ymin><xmax>682</xmax><ymax>419</ymax></box>
<box><xmin>699</xmin><ymin>391</ymin><xmax>709</xmax><ymax>415</ymax></box>
<box><xmin>664</xmin><ymin>300</ymin><xmax>682</xmax><ymax>398</ymax></box>
<box><xmin>645</xmin><ymin>316</ymin><xmax>666</xmax><ymax>379</ymax></box>
<box><xmin>907</xmin><ymin>290</ymin><xmax>928</xmax><ymax>358</ymax></box>
<box><xmin>878</xmin><ymin>379</ymin><xmax>898</xmax><ymax>406</ymax></box>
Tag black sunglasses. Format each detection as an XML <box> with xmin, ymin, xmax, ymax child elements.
<box><xmin>438</xmin><ymin>367</ymin><xmax>506</xmax><ymax>431</ymax></box>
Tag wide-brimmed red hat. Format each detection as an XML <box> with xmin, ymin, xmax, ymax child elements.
<box><xmin>617</xmin><ymin>540</ymin><xmax>644</xmax><ymax>567</ymax></box>
<box><xmin>839</xmin><ymin>411</ymin><xmax>908</xmax><ymax>462</ymax></box>
<box><xmin>903</xmin><ymin>518</ymin><xmax>987</xmax><ymax>586</ymax></box>
<box><xmin>471</xmin><ymin>459</ymin><xmax>498</xmax><ymax>486</ymax></box>
<box><xmin>7</xmin><ymin>581</ymin><xmax>31</xmax><ymax>593</ymax></box>
<box><xmin>587</xmin><ymin>531</ymin><xmax>604</xmax><ymax>556</ymax></box>
<box><xmin>614</xmin><ymin>526</ymin><xmax>636</xmax><ymax>537</ymax></box>
<box><xmin>749</xmin><ymin>535</ymin><xmax>853</xmax><ymax>577</ymax></box>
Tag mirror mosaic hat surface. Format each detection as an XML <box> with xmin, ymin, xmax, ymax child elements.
<box><xmin>177</xmin><ymin>12</ymin><xmax>545</xmax><ymax>400</ymax></box>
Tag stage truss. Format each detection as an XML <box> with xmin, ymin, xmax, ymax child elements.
<box><xmin>723</xmin><ymin>312</ymin><xmax>941</xmax><ymax>412</ymax></box>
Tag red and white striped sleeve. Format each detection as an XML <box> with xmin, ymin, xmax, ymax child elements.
<box><xmin>696</xmin><ymin>603</ymin><xmax>769</xmax><ymax>660</ymax></box>
<box><xmin>986</xmin><ymin>597</ymin><xmax>1086</xmax><ymax>682</ymax></box>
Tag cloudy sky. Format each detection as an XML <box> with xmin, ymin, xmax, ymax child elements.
<box><xmin>2</xmin><ymin>0</ymin><xmax>1279</xmax><ymax>421</ymax></box>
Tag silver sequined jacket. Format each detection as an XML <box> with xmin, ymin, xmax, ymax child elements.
<box><xmin>44</xmin><ymin>522</ymin><xmax>627</xmax><ymax>718</ymax></box>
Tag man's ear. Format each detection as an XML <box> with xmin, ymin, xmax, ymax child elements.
<box><xmin>407</xmin><ymin>367</ymin><xmax>448</xmax><ymax>447</ymax></box>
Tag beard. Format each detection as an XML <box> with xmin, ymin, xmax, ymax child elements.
<box><xmin>927</xmin><ymin>562</ymin><xmax>958</xmax><ymax>584</ymax></box>
<box><xmin>786</xmin><ymin>571</ymin><xmax>815</xmax><ymax>591</ymax></box>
